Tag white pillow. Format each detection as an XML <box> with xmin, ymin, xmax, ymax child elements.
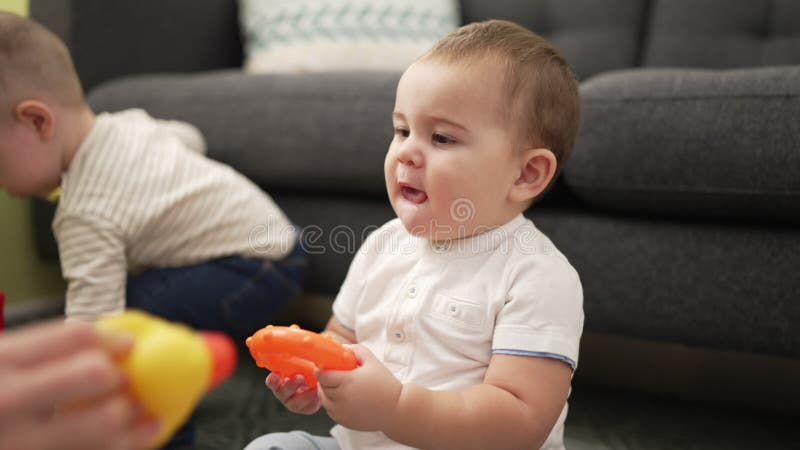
<box><xmin>238</xmin><ymin>0</ymin><xmax>460</xmax><ymax>73</ymax></box>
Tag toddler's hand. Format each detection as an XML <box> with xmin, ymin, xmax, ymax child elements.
<box><xmin>316</xmin><ymin>344</ymin><xmax>402</xmax><ymax>432</ymax></box>
<box><xmin>265</xmin><ymin>372</ymin><xmax>321</xmax><ymax>415</ymax></box>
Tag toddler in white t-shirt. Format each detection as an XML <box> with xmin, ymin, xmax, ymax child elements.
<box><xmin>247</xmin><ymin>19</ymin><xmax>584</xmax><ymax>450</ymax></box>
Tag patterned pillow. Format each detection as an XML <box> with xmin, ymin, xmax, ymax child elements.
<box><xmin>238</xmin><ymin>0</ymin><xmax>460</xmax><ymax>73</ymax></box>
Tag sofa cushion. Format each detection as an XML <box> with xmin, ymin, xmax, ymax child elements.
<box><xmin>31</xmin><ymin>0</ymin><xmax>243</xmax><ymax>92</ymax></box>
<box><xmin>88</xmin><ymin>70</ymin><xmax>399</xmax><ymax>196</ymax></box>
<box><xmin>459</xmin><ymin>0</ymin><xmax>649</xmax><ymax>80</ymax></box>
<box><xmin>533</xmin><ymin>207</ymin><xmax>800</xmax><ymax>359</ymax></box>
<box><xmin>645</xmin><ymin>0</ymin><xmax>800</xmax><ymax>68</ymax></box>
<box><xmin>565</xmin><ymin>66</ymin><xmax>800</xmax><ymax>221</ymax></box>
<box><xmin>238</xmin><ymin>0</ymin><xmax>459</xmax><ymax>73</ymax></box>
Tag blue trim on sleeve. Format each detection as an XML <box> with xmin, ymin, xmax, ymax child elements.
<box><xmin>493</xmin><ymin>349</ymin><xmax>577</xmax><ymax>371</ymax></box>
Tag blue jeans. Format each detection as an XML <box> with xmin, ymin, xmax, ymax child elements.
<box><xmin>126</xmin><ymin>243</ymin><xmax>306</xmax><ymax>340</ymax></box>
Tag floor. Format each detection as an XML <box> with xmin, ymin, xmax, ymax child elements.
<box><xmin>6</xmin><ymin>302</ymin><xmax>794</xmax><ymax>449</ymax></box>
<box><xmin>192</xmin><ymin>347</ymin><xmax>797</xmax><ymax>450</ymax></box>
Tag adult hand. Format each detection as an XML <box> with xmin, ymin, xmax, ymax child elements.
<box><xmin>0</xmin><ymin>320</ymin><xmax>160</xmax><ymax>450</ymax></box>
<box><xmin>317</xmin><ymin>344</ymin><xmax>402</xmax><ymax>432</ymax></box>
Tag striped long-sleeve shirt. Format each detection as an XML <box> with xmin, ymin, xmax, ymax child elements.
<box><xmin>54</xmin><ymin>109</ymin><xmax>297</xmax><ymax>320</ymax></box>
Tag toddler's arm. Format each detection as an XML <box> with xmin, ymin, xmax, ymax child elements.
<box><xmin>321</xmin><ymin>315</ymin><xmax>356</xmax><ymax>345</ymax></box>
<box><xmin>157</xmin><ymin>119</ymin><xmax>207</xmax><ymax>155</ymax></box>
<box><xmin>56</xmin><ymin>214</ymin><xmax>127</xmax><ymax>321</ymax></box>
<box><xmin>317</xmin><ymin>350</ymin><xmax>572</xmax><ymax>450</ymax></box>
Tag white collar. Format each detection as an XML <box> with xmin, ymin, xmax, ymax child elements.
<box><xmin>405</xmin><ymin>214</ymin><xmax>530</xmax><ymax>259</ymax></box>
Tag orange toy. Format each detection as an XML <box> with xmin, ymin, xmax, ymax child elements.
<box><xmin>246</xmin><ymin>324</ymin><xmax>357</xmax><ymax>388</ymax></box>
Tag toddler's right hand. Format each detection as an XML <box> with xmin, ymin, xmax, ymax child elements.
<box><xmin>266</xmin><ymin>372</ymin><xmax>321</xmax><ymax>415</ymax></box>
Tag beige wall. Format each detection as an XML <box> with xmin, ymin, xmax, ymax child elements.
<box><xmin>0</xmin><ymin>194</ymin><xmax>65</xmax><ymax>305</ymax></box>
<box><xmin>0</xmin><ymin>0</ymin><xmax>66</xmax><ymax>305</ymax></box>
<box><xmin>0</xmin><ymin>0</ymin><xmax>27</xmax><ymax>16</ymax></box>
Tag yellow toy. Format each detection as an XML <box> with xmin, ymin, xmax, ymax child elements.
<box><xmin>97</xmin><ymin>310</ymin><xmax>237</xmax><ymax>449</ymax></box>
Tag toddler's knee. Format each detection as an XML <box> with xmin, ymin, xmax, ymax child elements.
<box><xmin>243</xmin><ymin>431</ymin><xmax>317</xmax><ymax>450</ymax></box>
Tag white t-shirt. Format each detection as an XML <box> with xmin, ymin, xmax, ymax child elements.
<box><xmin>54</xmin><ymin>109</ymin><xmax>297</xmax><ymax>320</ymax></box>
<box><xmin>331</xmin><ymin>214</ymin><xmax>584</xmax><ymax>450</ymax></box>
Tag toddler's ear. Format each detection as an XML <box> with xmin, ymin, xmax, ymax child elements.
<box><xmin>509</xmin><ymin>148</ymin><xmax>557</xmax><ymax>203</ymax></box>
<box><xmin>15</xmin><ymin>100</ymin><xmax>55</xmax><ymax>140</ymax></box>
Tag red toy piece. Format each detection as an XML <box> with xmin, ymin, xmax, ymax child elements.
<box><xmin>246</xmin><ymin>324</ymin><xmax>357</xmax><ymax>388</ymax></box>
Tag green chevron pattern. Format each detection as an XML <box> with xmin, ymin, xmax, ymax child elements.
<box><xmin>240</xmin><ymin>0</ymin><xmax>459</xmax><ymax>53</ymax></box>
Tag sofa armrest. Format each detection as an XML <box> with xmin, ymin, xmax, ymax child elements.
<box><xmin>29</xmin><ymin>0</ymin><xmax>243</xmax><ymax>91</ymax></box>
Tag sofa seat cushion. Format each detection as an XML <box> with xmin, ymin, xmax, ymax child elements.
<box><xmin>533</xmin><ymin>206</ymin><xmax>800</xmax><ymax>359</ymax></box>
<box><xmin>565</xmin><ymin>66</ymin><xmax>800</xmax><ymax>221</ymax></box>
<box><xmin>88</xmin><ymin>70</ymin><xmax>400</xmax><ymax>196</ymax></box>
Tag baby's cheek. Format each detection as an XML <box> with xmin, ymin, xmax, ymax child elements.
<box><xmin>432</xmin><ymin>176</ymin><xmax>468</xmax><ymax>208</ymax></box>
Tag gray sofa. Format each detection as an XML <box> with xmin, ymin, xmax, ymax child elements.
<box><xmin>29</xmin><ymin>0</ymin><xmax>799</xmax><ymax>448</ymax></box>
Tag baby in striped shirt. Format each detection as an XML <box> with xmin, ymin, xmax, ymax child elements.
<box><xmin>0</xmin><ymin>12</ymin><xmax>305</xmax><ymax>340</ymax></box>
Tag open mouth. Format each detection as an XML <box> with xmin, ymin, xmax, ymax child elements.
<box><xmin>400</xmin><ymin>185</ymin><xmax>428</xmax><ymax>204</ymax></box>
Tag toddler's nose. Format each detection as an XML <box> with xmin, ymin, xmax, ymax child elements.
<box><xmin>396</xmin><ymin>138</ymin><xmax>424</xmax><ymax>167</ymax></box>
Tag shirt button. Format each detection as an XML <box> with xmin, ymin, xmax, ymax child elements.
<box><xmin>393</xmin><ymin>330</ymin><xmax>405</xmax><ymax>341</ymax></box>
<box><xmin>407</xmin><ymin>285</ymin><xmax>417</xmax><ymax>298</ymax></box>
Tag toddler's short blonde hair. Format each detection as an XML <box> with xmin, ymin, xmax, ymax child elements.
<box><xmin>420</xmin><ymin>19</ymin><xmax>580</xmax><ymax>167</ymax></box>
<box><xmin>0</xmin><ymin>12</ymin><xmax>85</xmax><ymax>119</ymax></box>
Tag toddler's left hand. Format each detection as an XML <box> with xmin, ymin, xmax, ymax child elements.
<box><xmin>316</xmin><ymin>344</ymin><xmax>402</xmax><ymax>432</ymax></box>
<box><xmin>266</xmin><ymin>373</ymin><xmax>321</xmax><ymax>415</ymax></box>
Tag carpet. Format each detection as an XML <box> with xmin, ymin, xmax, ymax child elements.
<box><xmin>193</xmin><ymin>347</ymin><xmax>796</xmax><ymax>450</ymax></box>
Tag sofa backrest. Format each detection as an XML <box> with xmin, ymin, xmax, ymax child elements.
<box><xmin>459</xmin><ymin>0</ymin><xmax>650</xmax><ymax>80</ymax></box>
<box><xmin>644</xmin><ymin>0</ymin><xmax>800</xmax><ymax>68</ymax></box>
<box><xmin>30</xmin><ymin>0</ymin><xmax>800</xmax><ymax>91</ymax></box>
<box><xmin>30</xmin><ymin>0</ymin><xmax>243</xmax><ymax>91</ymax></box>
<box><xmin>461</xmin><ymin>0</ymin><xmax>800</xmax><ymax>79</ymax></box>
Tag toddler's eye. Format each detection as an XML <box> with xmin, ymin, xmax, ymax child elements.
<box><xmin>433</xmin><ymin>133</ymin><xmax>454</xmax><ymax>145</ymax></box>
<box><xmin>394</xmin><ymin>127</ymin><xmax>409</xmax><ymax>138</ymax></box>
